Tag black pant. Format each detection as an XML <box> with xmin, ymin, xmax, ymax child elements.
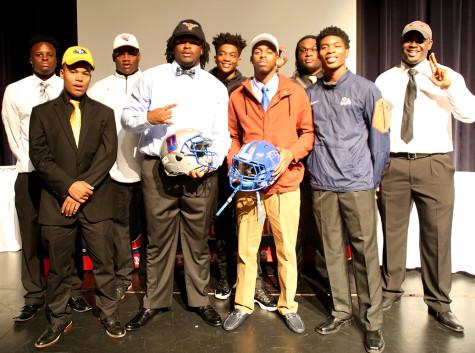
<box><xmin>15</xmin><ymin>172</ymin><xmax>86</xmax><ymax>305</ymax></box>
<box><xmin>141</xmin><ymin>159</ymin><xmax>217</xmax><ymax>309</ymax></box>
<box><xmin>111</xmin><ymin>180</ymin><xmax>144</xmax><ymax>286</ymax></box>
<box><xmin>312</xmin><ymin>189</ymin><xmax>383</xmax><ymax>331</ymax></box>
<box><xmin>42</xmin><ymin>214</ymin><xmax>117</xmax><ymax>325</ymax></box>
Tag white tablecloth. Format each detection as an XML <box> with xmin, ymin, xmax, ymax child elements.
<box><xmin>377</xmin><ymin>171</ymin><xmax>475</xmax><ymax>275</ymax></box>
<box><xmin>0</xmin><ymin>166</ymin><xmax>21</xmax><ymax>251</ymax></box>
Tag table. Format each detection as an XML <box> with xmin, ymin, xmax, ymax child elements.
<box><xmin>377</xmin><ymin>171</ymin><xmax>475</xmax><ymax>275</ymax></box>
<box><xmin>0</xmin><ymin>166</ymin><xmax>21</xmax><ymax>251</ymax></box>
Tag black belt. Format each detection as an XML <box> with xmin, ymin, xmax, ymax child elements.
<box><xmin>144</xmin><ymin>154</ymin><xmax>160</xmax><ymax>160</ymax></box>
<box><xmin>390</xmin><ymin>152</ymin><xmax>445</xmax><ymax>160</ymax></box>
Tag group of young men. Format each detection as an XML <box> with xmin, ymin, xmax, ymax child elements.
<box><xmin>2</xmin><ymin>18</ymin><xmax>474</xmax><ymax>352</ymax></box>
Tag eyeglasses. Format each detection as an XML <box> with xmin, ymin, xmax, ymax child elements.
<box><xmin>298</xmin><ymin>47</ymin><xmax>317</xmax><ymax>54</ymax></box>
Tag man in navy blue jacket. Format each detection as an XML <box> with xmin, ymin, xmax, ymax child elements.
<box><xmin>306</xmin><ymin>26</ymin><xmax>389</xmax><ymax>353</ymax></box>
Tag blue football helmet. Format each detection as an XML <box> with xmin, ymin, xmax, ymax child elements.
<box><xmin>229</xmin><ymin>140</ymin><xmax>280</xmax><ymax>191</ymax></box>
<box><xmin>216</xmin><ymin>140</ymin><xmax>280</xmax><ymax>222</ymax></box>
<box><xmin>159</xmin><ymin>128</ymin><xmax>216</xmax><ymax>176</ymax></box>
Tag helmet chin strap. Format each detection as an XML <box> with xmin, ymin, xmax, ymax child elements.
<box><xmin>256</xmin><ymin>191</ymin><xmax>265</xmax><ymax>224</ymax></box>
<box><xmin>216</xmin><ymin>188</ymin><xmax>239</xmax><ymax>217</ymax></box>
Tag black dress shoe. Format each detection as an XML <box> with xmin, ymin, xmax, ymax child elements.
<box><xmin>382</xmin><ymin>295</ymin><xmax>401</xmax><ymax>311</ymax></box>
<box><xmin>13</xmin><ymin>304</ymin><xmax>43</xmax><ymax>322</ymax></box>
<box><xmin>428</xmin><ymin>308</ymin><xmax>464</xmax><ymax>333</ymax></box>
<box><xmin>125</xmin><ymin>308</ymin><xmax>167</xmax><ymax>331</ymax></box>
<box><xmin>102</xmin><ymin>316</ymin><xmax>126</xmax><ymax>338</ymax></box>
<box><xmin>34</xmin><ymin>321</ymin><xmax>72</xmax><ymax>348</ymax></box>
<box><xmin>68</xmin><ymin>296</ymin><xmax>92</xmax><ymax>313</ymax></box>
<box><xmin>315</xmin><ymin>316</ymin><xmax>353</xmax><ymax>335</ymax></box>
<box><xmin>195</xmin><ymin>305</ymin><xmax>222</xmax><ymax>327</ymax></box>
<box><xmin>364</xmin><ymin>329</ymin><xmax>385</xmax><ymax>352</ymax></box>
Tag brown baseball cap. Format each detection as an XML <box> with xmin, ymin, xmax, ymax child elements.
<box><xmin>402</xmin><ymin>20</ymin><xmax>432</xmax><ymax>40</ymax></box>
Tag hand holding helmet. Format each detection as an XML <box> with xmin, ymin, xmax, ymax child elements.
<box><xmin>159</xmin><ymin>128</ymin><xmax>216</xmax><ymax>176</ymax></box>
<box><xmin>216</xmin><ymin>140</ymin><xmax>281</xmax><ymax>222</ymax></box>
<box><xmin>229</xmin><ymin>140</ymin><xmax>281</xmax><ymax>191</ymax></box>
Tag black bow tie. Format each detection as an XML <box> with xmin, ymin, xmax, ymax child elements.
<box><xmin>176</xmin><ymin>67</ymin><xmax>196</xmax><ymax>78</ymax></box>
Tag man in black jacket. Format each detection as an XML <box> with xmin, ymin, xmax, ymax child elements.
<box><xmin>29</xmin><ymin>46</ymin><xmax>123</xmax><ymax>348</ymax></box>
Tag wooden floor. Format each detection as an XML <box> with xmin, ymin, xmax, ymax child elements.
<box><xmin>1</xmin><ymin>251</ymin><xmax>474</xmax><ymax>353</ymax></box>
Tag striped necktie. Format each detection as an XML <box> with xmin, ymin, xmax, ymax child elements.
<box><xmin>39</xmin><ymin>82</ymin><xmax>49</xmax><ymax>104</ymax></box>
<box><xmin>69</xmin><ymin>99</ymin><xmax>81</xmax><ymax>146</ymax></box>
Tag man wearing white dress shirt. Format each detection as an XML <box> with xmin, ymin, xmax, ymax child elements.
<box><xmin>122</xmin><ymin>19</ymin><xmax>230</xmax><ymax>330</ymax></box>
<box><xmin>375</xmin><ymin>20</ymin><xmax>475</xmax><ymax>333</ymax></box>
<box><xmin>89</xmin><ymin>33</ymin><xmax>144</xmax><ymax>300</ymax></box>
<box><xmin>2</xmin><ymin>35</ymin><xmax>91</xmax><ymax>321</ymax></box>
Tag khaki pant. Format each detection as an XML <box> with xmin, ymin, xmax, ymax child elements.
<box><xmin>234</xmin><ymin>189</ymin><xmax>300</xmax><ymax>315</ymax></box>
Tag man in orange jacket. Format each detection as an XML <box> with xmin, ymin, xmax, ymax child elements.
<box><xmin>222</xmin><ymin>33</ymin><xmax>314</xmax><ymax>333</ymax></box>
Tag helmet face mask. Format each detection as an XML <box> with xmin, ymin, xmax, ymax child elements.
<box><xmin>229</xmin><ymin>140</ymin><xmax>280</xmax><ymax>192</ymax></box>
<box><xmin>160</xmin><ymin>128</ymin><xmax>216</xmax><ymax>176</ymax></box>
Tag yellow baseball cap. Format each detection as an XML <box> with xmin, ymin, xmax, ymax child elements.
<box><xmin>62</xmin><ymin>45</ymin><xmax>95</xmax><ymax>69</ymax></box>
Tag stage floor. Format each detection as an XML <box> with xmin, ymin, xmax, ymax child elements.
<box><xmin>1</xmin><ymin>251</ymin><xmax>474</xmax><ymax>353</ymax></box>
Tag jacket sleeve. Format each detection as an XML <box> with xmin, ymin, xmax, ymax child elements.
<box><xmin>29</xmin><ymin>106</ymin><xmax>75</xmax><ymax>198</ymax></box>
<box><xmin>77</xmin><ymin>106</ymin><xmax>118</xmax><ymax>187</ymax></box>
<box><xmin>288</xmin><ymin>88</ymin><xmax>314</xmax><ymax>162</ymax></box>
<box><xmin>366</xmin><ymin>84</ymin><xmax>390</xmax><ymax>187</ymax></box>
<box><xmin>227</xmin><ymin>92</ymin><xmax>243</xmax><ymax>169</ymax></box>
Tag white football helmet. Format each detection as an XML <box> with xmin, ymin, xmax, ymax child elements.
<box><xmin>159</xmin><ymin>128</ymin><xmax>216</xmax><ymax>176</ymax></box>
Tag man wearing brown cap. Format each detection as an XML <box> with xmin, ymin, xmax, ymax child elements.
<box><xmin>122</xmin><ymin>19</ymin><xmax>230</xmax><ymax>330</ymax></box>
<box><xmin>376</xmin><ymin>20</ymin><xmax>475</xmax><ymax>333</ymax></box>
<box><xmin>29</xmin><ymin>46</ymin><xmax>123</xmax><ymax>347</ymax></box>
<box><xmin>89</xmin><ymin>33</ymin><xmax>144</xmax><ymax>301</ymax></box>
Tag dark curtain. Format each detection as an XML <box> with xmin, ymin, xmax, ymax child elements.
<box><xmin>358</xmin><ymin>0</ymin><xmax>475</xmax><ymax>171</ymax></box>
<box><xmin>0</xmin><ymin>0</ymin><xmax>78</xmax><ymax>165</ymax></box>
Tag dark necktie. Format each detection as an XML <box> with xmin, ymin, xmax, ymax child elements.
<box><xmin>401</xmin><ymin>68</ymin><xmax>417</xmax><ymax>143</ymax></box>
<box><xmin>261</xmin><ymin>86</ymin><xmax>270</xmax><ymax>112</ymax></box>
<box><xmin>176</xmin><ymin>67</ymin><xmax>196</xmax><ymax>79</ymax></box>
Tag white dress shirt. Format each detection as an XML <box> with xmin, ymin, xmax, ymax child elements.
<box><xmin>121</xmin><ymin>61</ymin><xmax>231</xmax><ymax>167</ymax></box>
<box><xmin>375</xmin><ymin>60</ymin><xmax>475</xmax><ymax>153</ymax></box>
<box><xmin>88</xmin><ymin>70</ymin><xmax>143</xmax><ymax>183</ymax></box>
<box><xmin>2</xmin><ymin>74</ymin><xmax>63</xmax><ymax>172</ymax></box>
<box><xmin>251</xmin><ymin>73</ymin><xmax>279</xmax><ymax>103</ymax></box>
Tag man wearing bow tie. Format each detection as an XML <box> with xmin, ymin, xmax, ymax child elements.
<box><xmin>122</xmin><ymin>19</ymin><xmax>230</xmax><ymax>330</ymax></box>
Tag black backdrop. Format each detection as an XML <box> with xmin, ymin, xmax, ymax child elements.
<box><xmin>1</xmin><ymin>0</ymin><xmax>474</xmax><ymax>169</ymax></box>
<box><xmin>358</xmin><ymin>0</ymin><xmax>475</xmax><ymax>171</ymax></box>
<box><xmin>0</xmin><ymin>0</ymin><xmax>77</xmax><ymax>165</ymax></box>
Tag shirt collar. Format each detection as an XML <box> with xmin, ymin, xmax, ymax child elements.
<box><xmin>251</xmin><ymin>73</ymin><xmax>279</xmax><ymax>91</ymax></box>
<box><xmin>32</xmin><ymin>73</ymin><xmax>57</xmax><ymax>87</ymax></box>
<box><xmin>400</xmin><ymin>59</ymin><xmax>431</xmax><ymax>76</ymax></box>
<box><xmin>114</xmin><ymin>69</ymin><xmax>141</xmax><ymax>79</ymax></box>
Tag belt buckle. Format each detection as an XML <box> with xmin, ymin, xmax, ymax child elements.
<box><xmin>407</xmin><ymin>153</ymin><xmax>417</xmax><ymax>160</ymax></box>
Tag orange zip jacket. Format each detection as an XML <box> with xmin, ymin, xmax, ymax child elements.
<box><xmin>227</xmin><ymin>74</ymin><xmax>314</xmax><ymax>194</ymax></box>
